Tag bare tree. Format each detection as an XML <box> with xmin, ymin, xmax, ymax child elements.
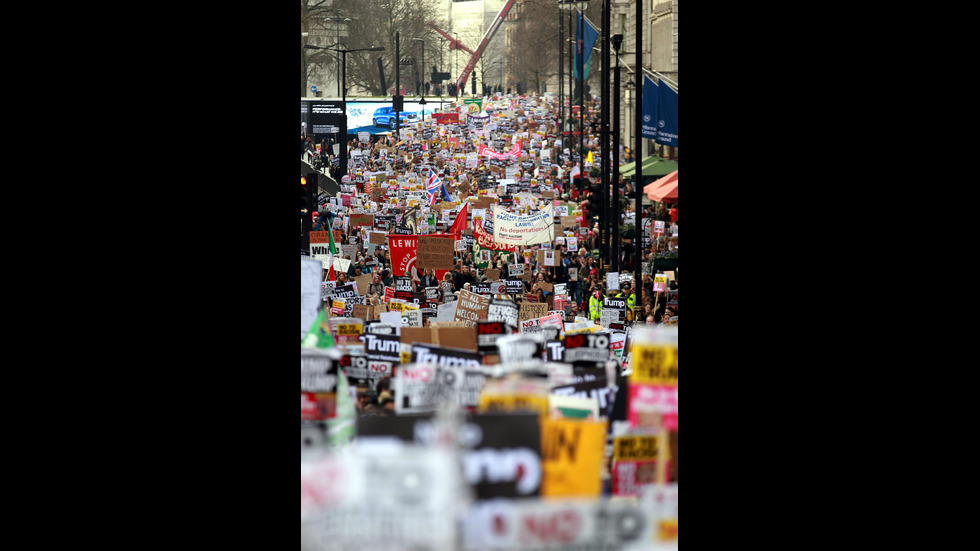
<box><xmin>301</xmin><ymin>0</ymin><xmax>336</xmax><ymax>97</ymax></box>
<box><xmin>308</xmin><ymin>0</ymin><xmax>443</xmax><ymax>97</ymax></box>
<box><xmin>506</xmin><ymin>0</ymin><xmax>561</xmax><ymax>94</ymax></box>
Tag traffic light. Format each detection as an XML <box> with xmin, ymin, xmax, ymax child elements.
<box><xmin>301</xmin><ymin>172</ymin><xmax>316</xmax><ymax>250</ymax></box>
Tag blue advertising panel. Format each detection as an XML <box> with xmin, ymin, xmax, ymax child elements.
<box><xmin>641</xmin><ymin>75</ymin><xmax>659</xmax><ymax>139</ymax></box>
<box><xmin>655</xmin><ymin>82</ymin><xmax>678</xmax><ymax>147</ymax></box>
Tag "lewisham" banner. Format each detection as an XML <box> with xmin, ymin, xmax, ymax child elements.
<box><xmin>493</xmin><ymin>204</ymin><xmax>554</xmax><ymax>246</ymax></box>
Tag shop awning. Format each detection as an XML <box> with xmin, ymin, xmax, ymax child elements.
<box><xmin>619</xmin><ymin>155</ymin><xmax>678</xmax><ymax>178</ymax></box>
<box><xmin>643</xmin><ymin>170</ymin><xmax>678</xmax><ymax>202</ymax></box>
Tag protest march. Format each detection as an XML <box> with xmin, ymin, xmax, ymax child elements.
<box><xmin>301</xmin><ymin>92</ymin><xmax>678</xmax><ymax>550</ymax></box>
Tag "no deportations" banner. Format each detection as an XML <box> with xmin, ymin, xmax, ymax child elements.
<box><xmin>493</xmin><ymin>204</ymin><xmax>554</xmax><ymax>246</ymax></box>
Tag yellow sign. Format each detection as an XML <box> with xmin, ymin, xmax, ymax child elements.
<box><xmin>335</xmin><ymin>323</ymin><xmax>362</xmax><ymax>336</ymax></box>
<box><xmin>629</xmin><ymin>344</ymin><xmax>678</xmax><ymax>386</ymax></box>
<box><xmin>388</xmin><ymin>301</ymin><xmax>405</xmax><ymax>312</ymax></box>
<box><xmin>403</xmin><ymin>302</ymin><xmax>420</xmax><ymax>310</ymax></box>
<box><xmin>612</xmin><ymin>435</ymin><xmax>660</xmax><ymax>462</ymax></box>
<box><xmin>658</xmin><ymin>520</ymin><xmax>678</xmax><ymax>542</ymax></box>
<box><xmin>540</xmin><ymin>418</ymin><xmax>607</xmax><ymax>497</ymax></box>
<box><xmin>477</xmin><ymin>394</ymin><xmax>549</xmax><ymax>416</ymax></box>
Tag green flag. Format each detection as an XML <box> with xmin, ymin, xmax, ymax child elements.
<box><xmin>327</xmin><ymin>368</ymin><xmax>355</xmax><ymax>448</ymax></box>
<box><xmin>301</xmin><ymin>307</ymin><xmax>335</xmax><ymax>349</ymax></box>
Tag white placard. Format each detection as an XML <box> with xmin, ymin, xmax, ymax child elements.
<box><xmin>301</xmin><ymin>257</ymin><xmax>323</xmax><ymax>340</ymax></box>
<box><xmin>379</xmin><ymin>311</ymin><xmax>403</xmax><ymax>327</ymax></box>
<box><xmin>606</xmin><ymin>272</ymin><xmax>619</xmax><ymax>291</ymax></box>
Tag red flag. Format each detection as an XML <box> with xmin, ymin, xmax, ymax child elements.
<box><xmin>449</xmin><ymin>202</ymin><xmax>468</xmax><ymax>240</ymax></box>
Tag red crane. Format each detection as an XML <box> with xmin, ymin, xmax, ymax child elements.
<box><xmin>427</xmin><ymin>0</ymin><xmax>518</xmax><ymax>92</ymax></box>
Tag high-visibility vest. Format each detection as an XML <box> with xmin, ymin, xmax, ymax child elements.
<box><xmin>589</xmin><ymin>294</ymin><xmax>601</xmax><ymax>321</ymax></box>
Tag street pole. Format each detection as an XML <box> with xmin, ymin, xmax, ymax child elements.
<box><xmin>414</xmin><ymin>38</ymin><xmax>425</xmax><ymax>120</ymax></box>
<box><xmin>599</xmin><ymin>0</ymin><xmax>612</xmax><ymax>269</ymax></box>
<box><xmin>611</xmin><ymin>35</ymin><xmax>622</xmax><ymax>273</ymax></box>
<box><xmin>558</xmin><ymin>2</ymin><xmax>563</xmax><ymax>140</ymax></box>
<box><xmin>395</xmin><ymin>32</ymin><xmax>400</xmax><ymax>138</ymax></box>
<box><xmin>341</xmin><ymin>49</ymin><xmax>348</xmax><ymax>179</ymax></box>
<box><xmin>578</xmin><ymin>4</ymin><xmax>583</xmax><ymax>184</ymax></box>
<box><xmin>633</xmin><ymin>0</ymin><xmax>643</xmax><ymax>302</ymax></box>
<box><xmin>336</xmin><ymin>23</ymin><xmax>342</xmax><ymax>96</ymax></box>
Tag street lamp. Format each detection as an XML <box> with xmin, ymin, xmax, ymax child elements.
<box><xmin>611</xmin><ymin>34</ymin><xmax>623</xmax><ymax>272</ymax></box>
<box><xmin>413</xmin><ymin>38</ymin><xmax>427</xmax><ymax>120</ymax></box>
<box><xmin>324</xmin><ymin>17</ymin><xmax>351</xmax><ymax>97</ymax></box>
<box><xmin>305</xmin><ymin>44</ymin><xmax>385</xmax><ymax>179</ymax></box>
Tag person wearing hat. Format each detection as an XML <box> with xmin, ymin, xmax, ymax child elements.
<box><xmin>588</xmin><ymin>283</ymin><xmax>604</xmax><ymax>323</ymax></box>
<box><xmin>619</xmin><ymin>282</ymin><xmax>636</xmax><ymax>320</ymax></box>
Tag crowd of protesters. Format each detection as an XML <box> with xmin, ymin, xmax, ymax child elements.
<box><xmin>302</xmin><ymin>91</ymin><xmax>677</xmax><ymax>328</ymax></box>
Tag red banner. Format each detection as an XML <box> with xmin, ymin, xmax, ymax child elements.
<box><xmin>432</xmin><ymin>112</ymin><xmax>459</xmax><ymax>125</ymax></box>
<box><xmin>473</xmin><ymin>219</ymin><xmax>516</xmax><ymax>252</ymax></box>
<box><xmin>478</xmin><ymin>139</ymin><xmax>522</xmax><ymax>160</ymax></box>
<box><xmin>387</xmin><ymin>234</ymin><xmax>456</xmax><ymax>281</ymax></box>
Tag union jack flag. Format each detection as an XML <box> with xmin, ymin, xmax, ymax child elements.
<box><xmin>426</xmin><ymin>170</ymin><xmax>450</xmax><ymax>205</ymax></box>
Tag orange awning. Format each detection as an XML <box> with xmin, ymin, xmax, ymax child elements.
<box><xmin>644</xmin><ymin>170</ymin><xmax>678</xmax><ymax>202</ymax></box>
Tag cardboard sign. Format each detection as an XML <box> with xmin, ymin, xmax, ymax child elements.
<box><xmin>484</xmin><ymin>268</ymin><xmax>501</xmax><ymax>281</ymax></box>
<box><xmin>369</xmin><ymin>231</ymin><xmax>387</xmax><ymax>245</ymax></box>
<box><xmin>454</xmin><ymin>289</ymin><xmax>490</xmax><ymax>324</ymax></box>
<box><xmin>353</xmin><ymin>274</ymin><xmax>373</xmax><ymax>295</ymax></box>
<box><xmin>518</xmin><ymin>302</ymin><xmax>548</xmax><ymax>322</ymax></box>
<box><xmin>417</xmin><ymin>235</ymin><xmax>456</xmax><ymax>271</ymax></box>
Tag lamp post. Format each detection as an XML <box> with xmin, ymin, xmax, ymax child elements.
<box><xmin>611</xmin><ymin>34</ymin><xmax>623</xmax><ymax>273</ymax></box>
<box><xmin>600</xmin><ymin>0</ymin><xmax>610</xmax><ymax>272</ymax></box>
<box><xmin>324</xmin><ymin>17</ymin><xmax>351</xmax><ymax>97</ymax></box>
<box><xmin>306</xmin><ymin>44</ymin><xmax>385</xmax><ymax>179</ymax></box>
<box><xmin>413</xmin><ymin>38</ymin><xmax>427</xmax><ymax>121</ymax></box>
<box><xmin>633</xmin><ymin>0</ymin><xmax>643</xmax><ymax>301</ymax></box>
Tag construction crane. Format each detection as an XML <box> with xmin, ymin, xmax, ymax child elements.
<box><xmin>427</xmin><ymin>0</ymin><xmax>517</xmax><ymax>93</ymax></box>
<box><xmin>427</xmin><ymin>22</ymin><xmax>475</xmax><ymax>56</ymax></box>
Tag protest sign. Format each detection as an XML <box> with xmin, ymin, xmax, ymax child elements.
<box><xmin>493</xmin><ymin>203</ymin><xmax>554</xmax><ymax>246</ymax></box>
<box><xmin>484</xmin><ymin>268</ymin><xmax>501</xmax><ymax>280</ymax></box>
<box><xmin>461</xmin><ymin>497</ymin><xmax>653</xmax><ymax>550</ymax></box>
<box><xmin>417</xmin><ymin>235</ymin><xmax>456</xmax><ymax>271</ymax></box>
<box><xmin>548</xmin><ymin>394</ymin><xmax>599</xmax><ymax>420</ymax></box>
<box><xmin>454</xmin><ymin>289</ymin><xmax>490</xmax><ymax>325</ymax></box>
<box><xmin>540</xmin><ymin>417</ymin><xmax>608</xmax><ymax>497</ymax></box>
<box><xmin>653</xmin><ymin>273</ymin><xmax>668</xmax><ymax>292</ymax></box>
<box><xmin>401</xmin><ymin>308</ymin><xmax>423</xmax><ymax>327</ymax></box>
<box><xmin>562</xmin><ymin>332</ymin><xmax>611</xmax><ymax>366</ymax></box>
<box><xmin>301</xmin><ymin>257</ymin><xmax>322</xmax><ymax>340</ymax></box>
<box><xmin>518</xmin><ymin>301</ymin><xmax>548</xmax><ymax>322</ymax></box>
<box><xmin>606</xmin><ymin>271</ymin><xmax>620</xmax><ymax>291</ymax></box>
<box><xmin>301</xmin><ymin>444</ymin><xmax>459</xmax><ymax>550</ymax></box>
<box><xmin>353</xmin><ymin>274</ymin><xmax>373</xmax><ymax>295</ymax></box>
